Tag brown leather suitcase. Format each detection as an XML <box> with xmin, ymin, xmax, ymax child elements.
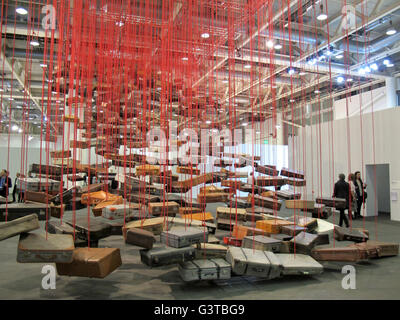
<box><xmin>242</xmin><ymin>235</ymin><xmax>282</xmax><ymax>252</ymax></box>
<box><xmin>281</xmin><ymin>225</ymin><xmax>307</xmax><ymax>236</ymax></box>
<box><xmin>177</xmin><ymin>166</ymin><xmax>200</xmax><ymax>175</ymax></box>
<box><xmin>197</xmin><ymin>192</ymin><xmax>229</xmax><ymax>204</ymax></box>
<box><xmin>285</xmin><ymin>200</ymin><xmax>314</xmax><ymax>210</ymax></box>
<box><xmin>148</xmin><ymin>201</ymin><xmax>179</xmax><ymax>216</ymax></box>
<box><xmin>51</xmin><ymin>150</ymin><xmax>71</xmax><ymax>158</ymax></box>
<box><xmin>56</xmin><ymin>248</ymin><xmax>122</xmax><ymax>278</ymax></box>
<box><xmin>276</xmin><ymin>190</ymin><xmax>301</xmax><ymax>200</ymax></box>
<box><xmin>217</xmin><ymin>218</ymin><xmax>244</xmax><ymax>232</ymax></box>
<box><xmin>256</xmin><ymin>219</ymin><xmax>294</xmax><ymax>234</ymax></box>
<box><xmin>290</xmin><ymin>232</ymin><xmax>319</xmax><ymax>254</ymax></box>
<box><xmin>70</xmin><ymin>140</ymin><xmax>90</xmax><ymax>149</ymax></box>
<box><xmin>50</xmin><ymin>204</ymin><xmax>66</xmax><ymax>219</ymax></box>
<box><xmin>255</xmin><ymin>165</ymin><xmax>279</xmax><ymax>176</ymax></box>
<box><xmin>316</xmin><ymin>197</ymin><xmax>347</xmax><ymax>209</ymax></box>
<box><xmin>129</xmin><ymin>193</ymin><xmax>160</xmax><ymax>205</ymax></box>
<box><xmin>334</xmin><ymin>226</ymin><xmax>368</xmax><ymax>242</ymax></box>
<box><xmin>179</xmin><ymin>207</ymin><xmax>202</xmax><ymax>215</ymax></box>
<box><xmin>221</xmin><ymin>180</ymin><xmax>243</xmax><ymax>189</ymax></box>
<box><xmin>284</xmin><ymin>178</ymin><xmax>306</xmax><ymax>187</ymax></box>
<box><xmin>25</xmin><ymin>190</ymin><xmax>52</xmax><ymax>204</ymax></box>
<box><xmin>123</xmin><ymin>217</ymin><xmax>166</xmax><ymax>238</ymax></box>
<box><xmin>0</xmin><ymin>214</ymin><xmax>40</xmax><ymax>241</ymax></box>
<box><xmin>311</xmin><ymin>247</ymin><xmax>366</xmax><ymax>262</ymax></box>
<box><xmin>216</xmin><ymin>207</ymin><xmax>247</xmax><ymax>221</ymax></box>
<box><xmin>126</xmin><ymin>228</ymin><xmax>156</xmax><ymax>249</ymax></box>
<box><xmin>347</xmin><ymin>242</ymin><xmax>382</xmax><ymax>259</ymax></box>
<box><xmin>256</xmin><ymin>177</ymin><xmax>285</xmax><ymax>187</ymax></box>
<box><xmin>365</xmin><ymin>241</ymin><xmax>399</xmax><ymax>257</ymax></box>
<box><xmin>280</xmin><ymin>168</ymin><xmax>304</xmax><ymax>179</ymax></box>
<box><xmin>253</xmin><ymin>195</ymin><xmax>282</xmax><ymax>210</ymax></box>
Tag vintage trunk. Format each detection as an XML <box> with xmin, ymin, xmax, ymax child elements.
<box><xmin>256</xmin><ymin>219</ymin><xmax>294</xmax><ymax>234</ymax></box>
<box><xmin>226</xmin><ymin>247</ymin><xmax>282</xmax><ymax>279</ymax></box>
<box><xmin>290</xmin><ymin>232</ymin><xmax>319</xmax><ymax>254</ymax></box>
<box><xmin>253</xmin><ymin>195</ymin><xmax>282</xmax><ymax>210</ymax></box>
<box><xmin>216</xmin><ymin>207</ymin><xmax>247</xmax><ymax>221</ymax></box>
<box><xmin>280</xmin><ymin>168</ymin><xmax>305</xmax><ymax>179</ymax></box>
<box><xmin>123</xmin><ymin>217</ymin><xmax>166</xmax><ymax>238</ymax></box>
<box><xmin>241</xmin><ymin>235</ymin><xmax>282</xmax><ymax>253</ymax></box>
<box><xmin>148</xmin><ymin>201</ymin><xmax>180</xmax><ymax>217</ymax></box>
<box><xmin>66</xmin><ymin>218</ymin><xmax>112</xmax><ymax>241</ymax></box>
<box><xmin>125</xmin><ymin>228</ymin><xmax>156</xmax><ymax>249</ymax></box>
<box><xmin>194</xmin><ymin>243</ymin><xmax>228</xmax><ymax>259</ymax></box>
<box><xmin>334</xmin><ymin>226</ymin><xmax>369</xmax><ymax>242</ymax></box>
<box><xmin>17</xmin><ymin>232</ymin><xmax>75</xmax><ymax>263</ymax></box>
<box><xmin>280</xmin><ymin>225</ymin><xmax>307</xmax><ymax>237</ymax></box>
<box><xmin>275</xmin><ymin>253</ymin><xmax>323</xmax><ymax>276</ymax></box>
<box><xmin>179</xmin><ymin>258</ymin><xmax>231</xmax><ymax>282</ymax></box>
<box><xmin>0</xmin><ymin>214</ymin><xmax>40</xmax><ymax>241</ymax></box>
<box><xmin>56</xmin><ymin>248</ymin><xmax>122</xmax><ymax>278</ymax></box>
<box><xmin>140</xmin><ymin>246</ymin><xmax>196</xmax><ymax>267</ymax></box>
<box><xmin>311</xmin><ymin>247</ymin><xmax>366</xmax><ymax>262</ymax></box>
<box><xmin>316</xmin><ymin>197</ymin><xmax>347</xmax><ymax>209</ymax></box>
<box><xmin>276</xmin><ymin>190</ymin><xmax>302</xmax><ymax>200</ymax></box>
<box><xmin>285</xmin><ymin>200</ymin><xmax>314</xmax><ymax>210</ymax></box>
<box><xmin>161</xmin><ymin>227</ymin><xmax>208</xmax><ymax>248</ymax></box>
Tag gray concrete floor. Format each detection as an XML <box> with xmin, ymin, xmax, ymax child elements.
<box><xmin>0</xmin><ymin>203</ymin><xmax>399</xmax><ymax>300</ymax></box>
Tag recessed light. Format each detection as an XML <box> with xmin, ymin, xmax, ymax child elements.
<box><xmin>337</xmin><ymin>76</ymin><xmax>345</xmax><ymax>84</ymax></box>
<box><xmin>30</xmin><ymin>40</ymin><xmax>40</xmax><ymax>47</ymax></box>
<box><xmin>201</xmin><ymin>33</ymin><xmax>210</xmax><ymax>39</ymax></box>
<box><xmin>182</xmin><ymin>57</ymin><xmax>188</xmax><ymax>61</ymax></box>
<box><xmin>12</xmin><ymin>125</ymin><xmax>19</xmax><ymax>132</ymax></box>
<box><xmin>116</xmin><ymin>21</ymin><xmax>124</xmax><ymax>27</ymax></box>
<box><xmin>335</xmin><ymin>54</ymin><xmax>343</xmax><ymax>59</ymax></box>
<box><xmin>386</xmin><ymin>20</ymin><xmax>396</xmax><ymax>36</ymax></box>
<box><xmin>266</xmin><ymin>40</ymin><xmax>274</xmax><ymax>49</ymax></box>
<box><xmin>274</xmin><ymin>43</ymin><xmax>282</xmax><ymax>50</ymax></box>
<box><xmin>16</xmin><ymin>7</ymin><xmax>28</xmax><ymax>15</ymax></box>
<box><xmin>40</xmin><ymin>63</ymin><xmax>47</xmax><ymax>68</ymax></box>
<box><xmin>244</xmin><ymin>64</ymin><xmax>251</xmax><ymax>69</ymax></box>
<box><xmin>317</xmin><ymin>5</ymin><xmax>327</xmax><ymax>21</ymax></box>
<box><xmin>314</xmin><ymin>90</ymin><xmax>320</xmax><ymax>94</ymax></box>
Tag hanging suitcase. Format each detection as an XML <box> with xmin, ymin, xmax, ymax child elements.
<box><xmin>288</xmin><ymin>216</ymin><xmax>318</xmax><ymax>232</ymax></box>
<box><xmin>52</xmin><ymin>187</ymin><xmax>78</xmax><ymax>206</ymax></box>
<box><xmin>17</xmin><ymin>232</ymin><xmax>75</xmax><ymax>263</ymax></box>
<box><xmin>256</xmin><ymin>219</ymin><xmax>294</xmax><ymax>234</ymax></box>
<box><xmin>181</xmin><ymin>212</ymin><xmax>214</xmax><ymax>223</ymax></box>
<box><xmin>140</xmin><ymin>246</ymin><xmax>196</xmax><ymax>267</ymax></box>
<box><xmin>66</xmin><ymin>217</ymin><xmax>112</xmax><ymax>241</ymax></box>
<box><xmin>129</xmin><ymin>193</ymin><xmax>160</xmax><ymax>205</ymax></box>
<box><xmin>197</xmin><ymin>192</ymin><xmax>229</xmax><ymax>204</ymax></box>
<box><xmin>256</xmin><ymin>177</ymin><xmax>285</xmax><ymax>187</ymax></box>
<box><xmin>247</xmin><ymin>206</ymin><xmax>275</xmax><ymax>216</ymax></box>
<box><xmin>223</xmin><ymin>237</ymin><xmax>242</xmax><ymax>247</ymax></box>
<box><xmin>253</xmin><ymin>195</ymin><xmax>282</xmax><ymax>210</ymax></box>
<box><xmin>50</xmin><ymin>204</ymin><xmax>66</xmax><ymax>219</ymax></box>
<box><xmin>311</xmin><ymin>247</ymin><xmax>366</xmax><ymax>262</ymax></box>
<box><xmin>285</xmin><ymin>200</ymin><xmax>314</xmax><ymax>210</ymax></box>
<box><xmin>316</xmin><ymin>197</ymin><xmax>347</xmax><ymax>209</ymax></box>
<box><xmin>255</xmin><ymin>165</ymin><xmax>279</xmax><ymax>176</ymax></box>
<box><xmin>280</xmin><ymin>168</ymin><xmax>305</xmax><ymax>179</ymax></box>
<box><xmin>47</xmin><ymin>221</ymin><xmax>75</xmax><ymax>235</ymax></box>
<box><xmin>271</xmin><ymin>233</ymin><xmax>294</xmax><ymax>241</ymax></box>
<box><xmin>103</xmin><ymin>204</ymin><xmax>133</xmax><ymax>220</ymax></box>
<box><xmin>179</xmin><ymin>258</ymin><xmax>231</xmax><ymax>282</ymax></box>
<box><xmin>284</xmin><ymin>178</ymin><xmax>306</xmax><ymax>187</ymax></box>
<box><xmin>216</xmin><ymin>207</ymin><xmax>247</xmax><ymax>221</ymax></box>
<box><xmin>167</xmin><ymin>217</ymin><xmax>216</xmax><ymax>234</ymax></box>
<box><xmin>365</xmin><ymin>241</ymin><xmax>399</xmax><ymax>257</ymax></box>
<box><xmin>276</xmin><ymin>190</ymin><xmax>301</xmax><ymax>200</ymax></box>
<box><xmin>217</xmin><ymin>218</ymin><xmax>244</xmax><ymax>232</ymax></box>
<box><xmin>0</xmin><ymin>214</ymin><xmax>40</xmax><ymax>241</ymax></box>
<box><xmin>227</xmin><ymin>197</ymin><xmax>252</xmax><ymax>209</ymax></box>
<box><xmin>334</xmin><ymin>226</ymin><xmax>368</xmax><ymax>242</ymax></box>
<box><xmin>194</xmin><ymin>243</ymin><xmax>228</xmax><ymax>259</ymax></box>
<box><xmin>226</xmin><ymin>247</ymin><xmax>282</xmax><ymax>279</ymax></box>
<box><xmin>25</xmin><ymin>190</ymin><xmax>52</xmax><ymax>204</ymax></box>
<box><xmin>241</xmin><ymin>235</ymin><xmax>282</xmax><ymax>253</ymax></box>
<box><xmin>281</xmin><ymin>225</ymin><xmax>307</xmax><ymax>237</ymax></box>
<box><xmin>347</xmin><ymin>242</ymin><xmax>382</xmax><ymax>259</ymax></box>
<box><xmin>148</xmin><ymin>201</ymin><xmax>180</xmax><ymax>217</ymax></box>
<box><xmin>123</xmin><ymin>217</ymin><xmax>166</xmax><ymax>238</ymax></box>
<box><xmin>125</xmin><ymin>228</ymin><xmax>156</xmax><ymax>249</ymax></box>
<box><xmin>179</xmin><ymin>207</ymin><xmax>203</xmax><ymax>216</ymax></box>
<box><xmin>276</xmin><ymin>253</ymin><xmax>323</xmax><ymax>276</ymax></box>
<box><xmin>290</xmin><ymin>232</ymin><xmax>319</xmax><ymax>254</ymax></box>
<box><xmin>161</xmin><ymin>227</ymin><xmax>208</xmax><ymax>248</ymax></box>
<box><xmin>56</xmin><ymin>247</ymin><xmax>122</xmax><ymax>278</ymax></box>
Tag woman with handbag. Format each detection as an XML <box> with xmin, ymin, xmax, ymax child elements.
<box><xmin>354</xmin><ymin>171</ymin><xmax>367</xmax><ymax>219</ymax></box>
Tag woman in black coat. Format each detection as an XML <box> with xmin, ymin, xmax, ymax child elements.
<box><xmin>354</xmin><ymin>171</ymin><xmax>367</xmax><ymax>219</ymax></box>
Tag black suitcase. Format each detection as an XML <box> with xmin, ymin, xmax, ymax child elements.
<box><xmin>140</xmin><ymin>246</ymin><xmax>196</xmax><ymax>267</ymax></box>
<box><xmin>66</xmin><ymin>217</ymin><xmax>112</xmax><ymax>241</ymax></box>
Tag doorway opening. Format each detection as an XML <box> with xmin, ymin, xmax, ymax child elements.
<box><xmin>365</xmin><ymin>164</ymin><xmax>391</xmax><ymax>218</ymax></box>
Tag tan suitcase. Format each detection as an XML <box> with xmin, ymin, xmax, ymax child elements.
<box><xmin>123</xmin><ymin>217</ymin><xmax>166</xmax><ymax>238</ymax></box>
<box><xmin>216</xmin><ymin>207</ymin><xmax>247</xmax><ymax>221</ymax></box>
<box><xmin>0</xmin><ymin>214</ymin><xmax>40</xmax><ymax>241</ymax></box>
<box><xmin>148</xmin><ymin>201</ymin><xmax>179</xmax><ymax>216</ymax></box>
<box><xmin>285</xmin><ymin>200</ymin><xmax>314</xmax><ymax>210</ymax></box>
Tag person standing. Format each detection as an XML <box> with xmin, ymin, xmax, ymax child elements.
<box><xmin>348</xmin><ymin>173</ymin><xmax>357</xmax><ymax>220</ymax></box>
<box><xmin>0</xmin><ymin>170</ymin><xmax>12</xmax><ymax>199</ymax></box>
<box><xmin>354</xmin><ymin>171</ymin><xmax>367</xmax><ymax>219</ymax></box>
<box><xmin>12</xmin><ymin>173</ymin><xmax>20</xmax><ymax>203</ymax></box>
<box><xmin>333</xmin><ymin>173</ymin><xmax>350</xmax><ymax>228</ymax></box>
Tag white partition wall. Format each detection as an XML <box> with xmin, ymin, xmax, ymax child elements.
<box><xmin>289</xmin><ymin>107</ymin><xmax>400</xmax><ymax>221</ymax></box>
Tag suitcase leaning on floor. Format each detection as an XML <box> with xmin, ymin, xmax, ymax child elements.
<box><xmin>290</xmin><ymin>232</ymin><xmax>319</xmax><ymax>255</ymax></box>
<box><xmin>125</xmin><ymin>228</ymin><xmax>156</xmax><ymax>249</ymax></box>
<box><xmin>241</xmin><ymin>235</ymin><xmax>282</xmax><ymax>253</ymax></box>
<box><xmin>17</xmin><ymin>232</ymin><xmax>75</xmax><ymax>263</ymax></box>
<box><xmin>365</xmin><ymin>241</ymin><xmax>399</xmax><ymax>257</ymax></box>
<box><xmin>161</xmin><ymin>227</ymin><xmax>208</xmax><ymax>248</ymax></box>
<box><xmin>0</xmin><ymin>214</ymin><xmax>40</xmax><ymax>241</ymax></box>
<box><xmin>140</xmin><ymin>246</ymin><xmax>196</xmax><ymax>267</ymax></box>
<box><xmin>179</xmin><ymin>258</ymin><xmax>231</xmax><ymax>282</ymax></box>
<box><xmin>334</xmin><ymin>226</ymin><xmax>368</xmax><ymax>242</ymax></box>
<box><xmin>311</xmin><ymin>246</ymin><xmax>368</xmax><ymax>262</ymax></box>
<box><xmin>275</xmin><ymin>253</ymin><xmax>323</xmax><ymax>276</ymax></box>
<box><xmin>226</xmin><ymin>247</ymin><xmax>282</xmax><ymax>279</ymax></box>
<box><xmin>56</xmin><ymin>247</ymin><xmax>122</xmax><ymax>278</ymax></box>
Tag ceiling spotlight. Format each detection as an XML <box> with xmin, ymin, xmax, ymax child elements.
<box><xmin>244</xmin><ymin>64</ymin><xmax>251</xmax><ymax>69</ymax></box>
<box><xmin>386</xmin><ymin>20</ymin><xmax>397</xmax><ymax>36</ymax></box>
<box><xmin>116</xmin><ymin>21</ymin><xmax>124</xmax><ymax>27</ymax></box>
<box><xmin>370</xmin><ymin>63</ymin><xmax>378</xmax><ymax>71</ymax></box>
<box><xmin>288</xmin><ymin>68</ymin><xmax>296</xmax><ymax>75</ymax></box>
<box><xmin>335</xmin><ymin>54</ymin><xmax>343</xmax><ymax>59</ymax></box>
<box><xmin>16</xmin><ymin>7</ymin><xmax>28</xmax><ymax>15</ymax></box>
<box><xmin>206</xmin><ymin>120</ymin><xmax>211</xmax><ymax>124</ymax></box>
<box><xmin>314</xmin><ymin>90</ymin><xmax>320</xmax><ymax>94</ymax></box>
<box><xmin>317</xmin><ymin>5</ymin><xmax>328</xmax><ymax>21</ymax></box>
<box><xmin>11</xmin><ymin>125</ymin><xmax>19</xmax><ymax>132</ymax></box>
<box><xmin>28</xmin><ymin>136</ymin><xmax>33</xmax><ymax>141</ymax></box>
<box><xmin>274</xmin><ymin>43</ymin><xmax>282</xmax><ymax>50</ymax></box>
<box><xmin>346</xmin><ymin>78</ymin><xmax>353</xmax><ymax>82</ymax></box>
<box><xmin>266</xmin><ymin>40</ymin><xmax>274</xmax><ymax>49</ymax></box>
<box><xmin>30</xmin><ymin>40</ymin><xmax>39</xmax><ymax>47</ymax></box>
<box><xmin>242</xmin><ymin>122</ymin><xmax>248</xmax><ymax>126</ymax></box>
<box><xmin>276</xmin><ymin>125</ymin><xmax>281</xmax><ymax>129</ymax></box>
<box><xmin>182</xmin><ymin>57</ymin><xmax>188</xmax><ymax>61</ymax></box>
<box><xmin>201</xmin><ymin>32</ymin><xmax>210</xmax><ymax>39</ymax></box>
<box><xmin>337</xmin><ymin>76</ymin><xmax>345</xmax><ymax>84</ymax></box>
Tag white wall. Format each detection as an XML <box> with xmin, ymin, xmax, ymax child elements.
<box><xmin>289</xmin><ymin>107</ymin><xmax>400</xmax><ymax>221</ymax></box>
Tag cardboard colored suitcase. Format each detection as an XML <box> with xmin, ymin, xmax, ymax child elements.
<box><xmin>226</xmin><ymin>247</ymin><xmax>282</xmax><ymax>279</ymax></box>
<box><xmin>181</xmin><ymin>212</ymin><xmax>214</xmax><ymax>223</ymax></box>
<box><xmin>253</xmin><ymin>195</ymin><xmax>282</xmax><ymax>210</ymax></box>
<box><xmin>197</xmin><ymin>192</ymin><xmax>229</xmax><ymax>204</ymax></box>
<box><xmin>334</xmin><ymin>226</ymin><xmax>368</xmax><ymax>242</ymax></box>
<box><xmin>285</xmin><ymin>200</ymin><xmax>314</xmax><ymax>210</ymax></box>
<box><xmin>280</xmin><ymin>168</ymin><xmax>305</xmax><ymax>179</ymax></box>
<box><xmin>290</xmin><ymin>232</ymin><xmax>319</xmax><ymax>254</ymax></box>
<box><xmin>140</xmin><ymin>246</ymin><xmax>196</xmax><ymax>267</ymax></box>
<box><xmin>276</xmin><ymin>253</ymin><xmax>323</xmax><ymax>276</ymax></box>
<box><xmin>161</xmin><ymin>227</ymin><xmax>208</xmax><ymax>248</ymax></box>
<box><xmin>216</xmin><ymin>207</ymin><xmax>247</xmax><ymax>221</ymax></box>
<box><xmin>241</xmin><ymin>235</ymin><xmax>282</xmax><ymax>253</ymax></box>
<box><xmin>194</xmin><ymin>243</ymin><xmax>228</xmax><ymax>259</ymax></box>
<box><xmin>123</xmin><ymin>217</ymin><xmax>166</xmax><ymax>238</ymax></box>
<box><xmin>365</xmin><ymin>241</ymin><xmax>399</xmax><ymax>257</ymax></box>
<box><xmin>66</xmin><ymin>218</ymin><xmax>112</xmax><ymax>241</ymax></box>
<box><xmin>148</xmin><ymin>201</ymin><xmax>179</xmax><ymax>216</ymax></box>
<box><xmin>56</xmin><ymin>248</ymin><xmax>122</xmax><ymax>278</ymax></box>
<box><xmin>281</xmin><ymin>225</ymin><xmax>307</xmax><ymax>237</ymax></box>
<box><xmin>311</xmin><ymin>247</ymin><xmax>366</xmax><ymax>262</ymax></box>
<box><xmin>179</xmin><ymin>258</ymin><xmax>231</xmax><ymax>282</ymax></box>
<box><xmin>125</xmin><ymin>228</ymin><xmax>156</xmax><ymax>249</ymax></box>
<box><xmin>276</xmin><ymin>190</ymin><xmax>301</xmax><ymax>200</ymax></box>
<box><xmin>256</xmin><ymin>219</ymin><xmax>294</xmax><ymax>234</ymax></box>
<box><xmin>316</xmin><ymin>197</ymin><xmax>347</xmax><ymax>209</ymax></box>
<box><xmin>17</xmin><ymin>232</ymin><xmax>75</xmax><ymax>263</ymax></box>
<box><xmin>0</xmin><ymin>214</ymin><xmax>40</xmax><ymax>241</ymax></box>
<box><xmin>179</xmin><ymin>207</ymin><xmax>203</xmax><ymax>216</ymax></box>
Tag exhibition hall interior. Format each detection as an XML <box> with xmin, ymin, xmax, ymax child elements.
<box><xmin>0</xmin><ymin>0</ymin><xmax>399</xmax><ymax>300</ymax></box>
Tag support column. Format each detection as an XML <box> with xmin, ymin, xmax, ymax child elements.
<box><xmin>276</xmin><ymin>111</ymin><xmax>284</xmax><ymax>145</ymax></box>
<box><xmin>386</xmin><ymin>77</ymin><xmax>397</xmax><ymax>108</ymax></box>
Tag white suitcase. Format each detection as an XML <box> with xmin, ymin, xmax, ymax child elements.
<box><xmin>179</xmin><ymin>258</ymin><xmax>231</xmax><ymax>282</ymax></box>
<box><xmin>275</xmin><ymin>253</ymin><xmax>323</xmax><ymax>276</ymax></box>
<box><xmin>103</xmin><ymin>204</ymin><xmax>134</xmax><ymax>220</ymax></box>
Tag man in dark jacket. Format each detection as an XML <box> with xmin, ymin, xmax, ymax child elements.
<box><xmin>0</xmin><ymin>170</ymin><xmax>12</xmax><ymax>199</ymax></box>
<box><xmin>333</xmin><ymin>173</ymin><xmax>350</xmax><ymax>227</ymax></box>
